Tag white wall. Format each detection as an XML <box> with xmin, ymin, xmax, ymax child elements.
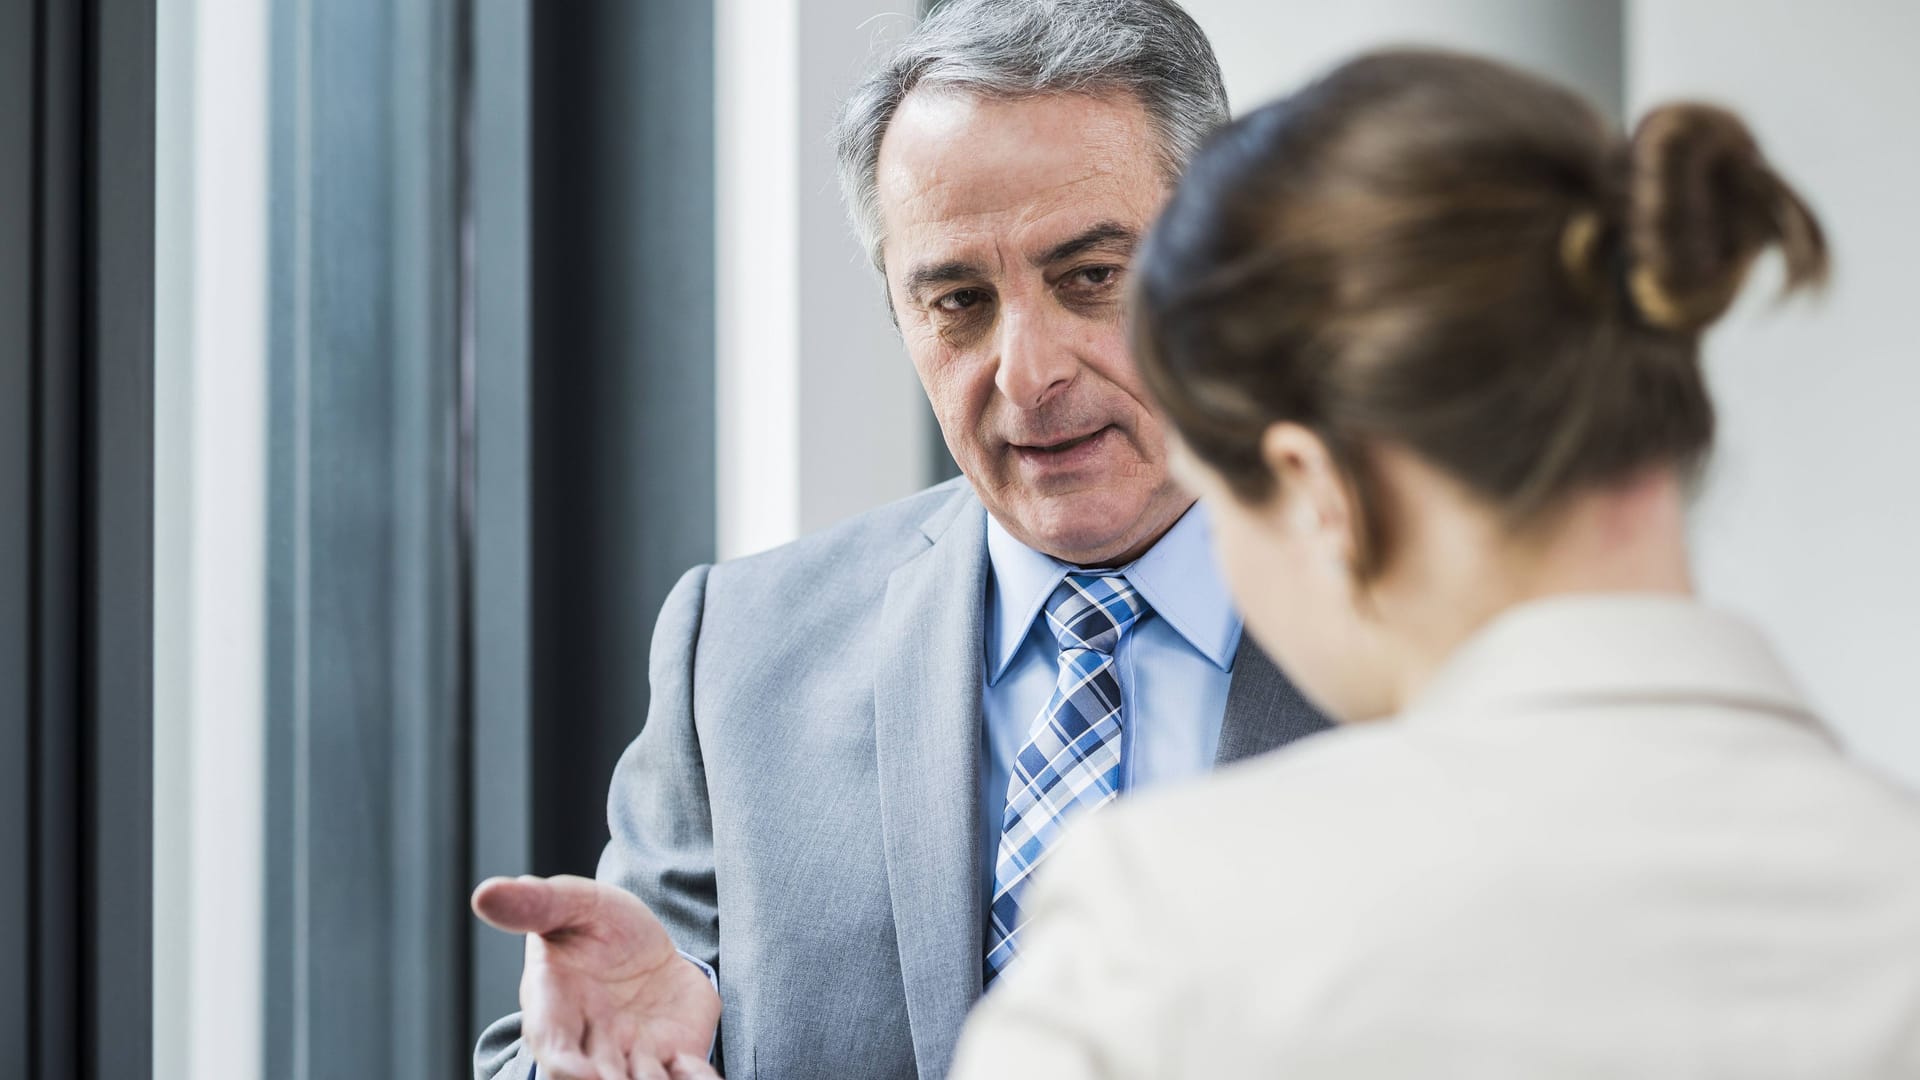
<box><xmin>1187</xmin><ymin>0</ymin><xmax>1920</xmax><ymax>784</ymax></box>
<box><xmin>1181</xmin><ymin>0</ymin><xmax>1623</xmax><ymax>122</ymax></box>
<box><xmin>1631</xmin><ymin>0</ymin><xmax>1920</xmax><ymax>784</ymax></box>
<box><xmin>798</xmin><ymin>1</ymin><xmax>931</xmax><ymax>536</ymax></box>
<box><xmin>716</xmin><ymin>0</ymin><xmax>927</xmax><ymax>559</ymax></box>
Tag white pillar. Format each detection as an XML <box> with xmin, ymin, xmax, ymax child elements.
<box><xmin>715</xmin><ymin>0</ymin><xmax>927</xmax><ymax>559</ymax></box>
<box><xmin>715</xmin><ymin>0</ymin><xmax>803</xmax><ymax>559</ymax></box>
<box><xmin>153</xmin><ymin>0</ymin><xmax>269</xmax><ymax>1076</ymax></box>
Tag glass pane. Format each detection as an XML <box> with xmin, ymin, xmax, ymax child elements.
<box><xmin>154</xmin><ymin>0</ymin><xmax>468</xmax><ymax>1075</ymax></box>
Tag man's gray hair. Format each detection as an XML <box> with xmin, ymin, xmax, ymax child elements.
<box><xmin>832</xmin><ymin>0</ymin><xmax>1229</xmax><ymax>271</ymax></box>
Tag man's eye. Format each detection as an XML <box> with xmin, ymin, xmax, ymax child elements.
<box><xmin>936</xmin><ymin>288</ymin><xmax>989</xmax><ymax>313</ymax></box>
<box><xmin>1064</xmin><ymin>266</ymin><xmax>1123</xmax><ymax>295</ymax></box>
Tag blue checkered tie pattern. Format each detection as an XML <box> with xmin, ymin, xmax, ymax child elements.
<box><xmin>985</xmin><ymin>572</ymin><xmax>1151</xmax><ymax>985</ymax></box>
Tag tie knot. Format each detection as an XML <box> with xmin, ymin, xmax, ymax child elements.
<box><xmin>1044</xmin><ymin>573</ymin><xmax>1149</xmax><ymax>656</ymax></box>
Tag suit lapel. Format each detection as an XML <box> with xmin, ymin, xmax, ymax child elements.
<box><xmin>1215</xmin><ymin>636</ymin><xmax>1331</xmax><ymax>765</ymax></box>
<box><xmin>874</xmin><ymin>485</ymin><xmax>987</xmax><ymax>1080</ymax></box>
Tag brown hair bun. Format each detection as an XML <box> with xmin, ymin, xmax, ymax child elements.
<box><xmin>1626</xmin><ymin>103</ymin><xmax>1829</xmax><ymax>333</ymax></box>
<box><xmin>1133</xmin><ymin>51</ymin><xmax>1834</xmax><ymax>580</ymax></box>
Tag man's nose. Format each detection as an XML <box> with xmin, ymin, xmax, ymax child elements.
<box><xmin>992</xmin><ymin>306</ymin><xmax>1078</xmax><ymax>410</ymax></box>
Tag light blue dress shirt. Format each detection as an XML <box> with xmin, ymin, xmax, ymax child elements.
<box><xmin>979</xmin><ymin>503</ymin><xmax>1243</xmax><ymax>905</ymax></box>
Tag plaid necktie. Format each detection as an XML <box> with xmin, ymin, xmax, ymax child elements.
<box><xmin>985</xmin><ymin>572</ymin><xmax>1151</xmax><ymax>985</ymax></box>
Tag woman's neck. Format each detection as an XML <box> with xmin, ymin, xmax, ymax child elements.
<box><xmin>1510</xmin><ymin>470</ymin><xmax>1695</xmax><ymax>600</ymax></box>
<box><xmin>1384</xmin><ymin>468</ymin><xmax>1694</xmax><ymax>711</ymax></box>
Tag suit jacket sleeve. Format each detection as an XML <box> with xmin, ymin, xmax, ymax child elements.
<box><xmin>474</xmin><ymin>565</ymin><xmax>721</xmax><ymax>1079</ymax></box>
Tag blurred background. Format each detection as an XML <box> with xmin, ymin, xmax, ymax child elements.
<box><xmin>1</xmin><ymin>1</ymin><xmax>1914</xmax><ymax>1078</ymax></box>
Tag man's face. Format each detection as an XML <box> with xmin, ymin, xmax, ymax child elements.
<box><xmin>876</xmin><ymin>90</ymin><xmax>1191</xmax><ymax>567</ymax></box>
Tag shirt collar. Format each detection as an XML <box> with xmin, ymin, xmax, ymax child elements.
<box><xmin>985</xmin><ymin>503</ymin><xmax>1242</xmax><ymax>685</ymax></box>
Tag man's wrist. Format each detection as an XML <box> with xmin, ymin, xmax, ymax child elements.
<box><xmin>678</xmin><ymin>949</ymin><xmax>718</xmax><ymax>990</ymax></box>
<box><xmin>678</xmin><ymin>950</ymin><xmax>720</xmax><ymax>1062</ymax></box>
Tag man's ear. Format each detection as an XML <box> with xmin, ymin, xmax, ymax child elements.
<box><xmin>1259</xmin><ymin>422</ymin><xmax>1357</xmax><ymax>566</ymax></box>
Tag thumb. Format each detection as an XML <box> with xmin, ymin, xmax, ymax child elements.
<box><xmin>470</xmin><ymin>874</ymin><xmax>603</xmax><ymax>935</ymax></box>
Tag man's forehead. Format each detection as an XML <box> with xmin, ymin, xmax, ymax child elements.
<box><xmin>876</xmin><ymin>90</ymin><xmax>1164</xmax><ymax>270</ymax></box>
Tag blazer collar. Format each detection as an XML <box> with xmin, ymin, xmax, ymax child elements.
<box><xmin>1411</xmin><ymin>594</ymin><xmax>1818</xmax><ymax>728</ymax></box>
<box><xmin>1216</xmin><ymin>634</ymin><xmax>1332</xmax><ymax>764</ymax></box>
<box><xmin>875</xmin><ymin>482</ymin><xmax>989</xmax><ymax>1080</ymax></box>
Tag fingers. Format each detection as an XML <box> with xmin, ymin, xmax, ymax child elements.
<box><xmin>525</xmin><ymin>1018</ymin><xmax>635</xmax><ymax>1080</ymax></box>
<box><xmin>526</xmin><ymin>968</ymin><xmax>664</xmax><ymax>1080</ymax></box>
<box><xmin>519</xmin><ymin>946</ymin><xmax>601</xmax><ymax>1079</ymax></box>
<box><xmin>480</xmin><ymin>873</ymin><xmax>681</xmax><ymax>1078</ymax></box>
<box><xmin>629</xmin><ymin>1047</ymin><xmax>671</xmax><ymax>1080</ymax></box>
<box><xmin>583</xmin><ymin>1016</ymin><xmax>634</xmax><ymax>1080</ymax></box>
<box><xmin>528</xmin><ymin>1047</ymin><xmax>596</xmax><ymax>1080</ymax></box>
<box><xmin>471</xmin><ymin>873</ymin><xmax>603</xmax><ymax>935</ymax></box>
<box><xmin>668</xmin><ymin>1052</ymin><xmax>722</xmax><ymax>1079</ymax></box>
<box><xmin>521</xmin><ymin>1009</ymin><xmax>596</xmax><ymax>1080</ymax></box>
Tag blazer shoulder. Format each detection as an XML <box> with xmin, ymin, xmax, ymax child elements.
<box><xmin>1086</xmin><ymin>725</ymin><xmax>1443</xmax><ymax>903</ymax></box>
<box><xmin>1129</xmin><ymin>724</ymin><xmax>1414</xmax><ymax>830</ymax></box>
<box><xmin>705</xmin><ymin>477</ymin><xmax>976</xmax><ymax>601</ymax></box>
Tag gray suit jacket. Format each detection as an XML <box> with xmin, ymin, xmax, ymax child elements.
<box><xmin>474</xmin><ymin>479</ymin><xmax>1329</xmax><ymax>1080</ymax></box>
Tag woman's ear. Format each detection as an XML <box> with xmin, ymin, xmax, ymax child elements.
<box><xmin>1259</xmin><ymin>422</ymin><xmax>1357</xmax><ymax>567</ymax></box>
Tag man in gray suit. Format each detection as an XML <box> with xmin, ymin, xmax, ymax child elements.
<box><xmin>472</xmin><ymin>2</ymin><xmax>1325</xmax><ymax>1078</ymax></box>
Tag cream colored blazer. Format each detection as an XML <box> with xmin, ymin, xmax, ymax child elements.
<box><xmin>953</xmin><ymin>595</ymin><xmax>1920</xmax><ymax>1079</ymax></box>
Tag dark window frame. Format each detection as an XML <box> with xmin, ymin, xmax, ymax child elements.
<box><xmin>0</xmin><ymin>0</ymin><xmax>156</xmax><ymax>1077</ymax></box>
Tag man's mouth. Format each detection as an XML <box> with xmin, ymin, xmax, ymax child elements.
<box><xmin>1007</xmin><ymin>426</ymin><xmax>1120</xmax><ymax>474</ymax></box>
<box><xmin>1017</xmin><ymin>427</ymin><xmax>1109</xmax><ymax>455</ymax></box>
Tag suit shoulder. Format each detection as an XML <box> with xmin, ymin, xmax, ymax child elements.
<box><xmin>704</xmin><ymin>477</ymin><xmax>975</xmax><ymax>601</ymax></box>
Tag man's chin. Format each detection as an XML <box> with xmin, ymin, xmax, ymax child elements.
<box><xmin>1002</xmin><ymin>487</ymin><xmax>1174</xmax><ymax>567</ymax></box>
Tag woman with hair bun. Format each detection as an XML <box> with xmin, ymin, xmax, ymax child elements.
<box><xmin>951</xmin><ymin>49</ymin><xmax>1920</xmax><ymax>1079</ymax></box>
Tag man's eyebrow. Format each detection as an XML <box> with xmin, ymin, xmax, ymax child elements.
<box><xmin>903</xmin><ymin>260</ymin><xmax>986</xmax><ymax>302</ymax></box>
<box><xmin>1033</xmin><ymin>222</ymin><xmax>1139</xmax><ymax>267</ymax></box>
